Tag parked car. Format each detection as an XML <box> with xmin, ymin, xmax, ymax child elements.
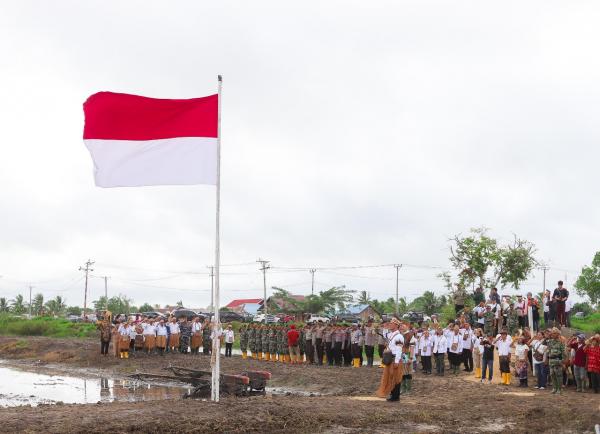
<box><xmin>219</xmin><ymin>311</ymin><xmax>246</xmax><ymax>323</ymax></box>
<box><xmin>306</xmin><ymin>314</ymin><xmax>330</xmax><ymax>324</ymax></box>
<box><xmin>402</xmin><ymin>311</ymin><xmax>428</xmax><ymax>324</ymax></box>
<box><xmin>275</xmin><ymin>313</ymin><xmax>295</xmax><ymax>323</ymax></box>
<box><xmin>171</xmin><ymin>309</ymin><xmax>199</xmax><ymax>321</ymax></box>
<box><xmin>253</xmin><ymin>314</ymin><xmax>280</xmax><ymax>324</ymax></box>
<box><xmin>335</xmin><ymin>313</ymin><xmax>360</xmax><ymax>323</ymax></box>
<box><xmin>574</xmin><ymin>311</ymin><xmax>585</xmax><ymax>319</ymax></box>
<box><xmin>67</xmin><ymin>314</ymin><xmax>83</xmax><ymax>323</ymax></box>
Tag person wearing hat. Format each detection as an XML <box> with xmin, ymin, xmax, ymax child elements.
<box><xmin>496</xmin><ymin>328</ymin><xmax>513</xmax><ymax>385</ymax></box>
<box><xmin>224</xmin><ymin>324</ymin><xmax>235</xmax><ymax>357</ymax></box>
<box><xmin>547</xmin><ymin>328</ymin><xmax>566</xmax><ymax>394</ymax></box>
<box><xmin>156</xmin><ymin>319</ymin><xmax>168</xmax><ymax>355</ymax></box>
<box><xmin>350</xmin><ymin>323</ymin><xmax>363</xmax><ymax>368</ymax></box>
<box><xmin>376</xmin><ymin>318</ymin><xmax>404</xmax><ymax>402</ymax></box>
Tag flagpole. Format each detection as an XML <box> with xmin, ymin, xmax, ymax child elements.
<box><xmin>211</xmin><ymin>75</ymin><xmax>222</xmax><ymax>402</ymax></box>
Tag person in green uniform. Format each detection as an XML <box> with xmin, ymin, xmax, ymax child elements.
<box><xmin>239</xmin><ymin>324</ymin><xmax>248</xmax><ymax>359</ymax></box>
<box><xmin>547</xmin><ymin>328</ymin><xmax>566</xmax><ymax>394</ymax></box>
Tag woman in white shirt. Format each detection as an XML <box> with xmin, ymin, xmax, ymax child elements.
<box><xmin>448</xmin><ymin>326</ymin><xmax>463</xmax><ymax>375</ymax></box>
<box><xmin>433</xmin><ymin>328</ymin><xmax>448</xmax><ymax>376</ymax></box>
<box><xmin>495</xmin><ymin>329</ymin><xmax>513</xmax><ymax>385</ymax></box>
<box><xmin>530</xmin><ymin>331</ymin><xmax>548</xmax><ymax>390</ymax></box>
<box><xmin>419</xmin><ymin>329</ymin><xmax>433</xmax><ymax>374</ymax></box>
<box><xmin>155</xmin><ymin>319</ymin><xmax>168</xmax><ymax>355</ymax></box>
<box><xmin>375</xmin><ymin>318</ymin><xmax>404</xmax><ymax>402</ymax></box>
<box><xmin>169</xmin><ymin>317</ymin><xmax>181</xmax><ymax>353</ymax></box>
<box><xmin>515</xmin><ymin>336</ymin><xmax>529</xmax><ymax>387</ymax></box>
<box><xmin>224</xmin><ymin>324</ymin><xmax>235</xmax><ymax>357</ymax></box>
<box><xmin>472</xmin><ymin>328</ymin><xmax>483</xmax><ymax>378</ymax></box>
<box><xmin>143</xmin><ymin>319</ymin><xmax>157</xmax><ymax>354</ymax></box>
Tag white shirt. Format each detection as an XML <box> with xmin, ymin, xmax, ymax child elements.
<box><xmin>448</xmin><ymin>332</ymin><xmax>463</xmax><ymax>354</ymax></box>
<box><xmin>419</xmin><ymin>335</ymin><xmax>433</xmax><ymax>356</ymax></box>
<box><xmin>119</xmin><ymin>325</ymin><xmax>130</xmax><ymax>337</ymax></box>
<box><xmin>495</xmin><ymin>335</ymin><xmax>513</xmax><ymax>356</ymax></box>
<box><xmin>156</xmin><ymin>325</ymin><xmax>168</xmax><ymax>336</ymax></box>
<box><xmin>473</xmin><ymin>306</ymin><xmax>485</xmax><ymax>324</ymax></box>
<box><xmin>433</xmin><ymin>334</ymin><xmax>447</xmax><ymax>353</ymax></box>
<box><xmin>565</xmin><ymin>299</ymin><xmax>573</xmax><ymax>313</ymax></box>
<box><xmin>542</xmin><ymin>295</ymin><xmax>550</xmax><ymax>313</ymax></box>
<box><xmin>129</xmin><ymin>327</ymin><xmax>137</xmax><ymax>339</ymax></box>
<box><xmin>515</xmin><ymin>343</ymin><xmax>529</xmax><ymax>360</ymax></box>
<box><xmin>460</xmin><ymin>328</ymin><xmax>473</xmax><ymax>350</ymax></box>
<box><xmin>387</xmin><ymin>330</ymin><xmax>405</xmax><ymax>364</ymax></box>
<box><xmin>192</xmin><ymin>322</ymin><xmax>202</xmax><ymax>333</ymax></box>
<box><xmin>224</xmin><ymin>329</ymin><xmax>234</xmax><ymax>343</ymax></box>
<box><xmin>169</xmin><ymin>323</ymin><xmax>180</xmax><ymax>334</ymax></box>
<box><xmin>143</xmin><ymin>324</ymin><xmax>157</xmax><ymax>336</ymax></box>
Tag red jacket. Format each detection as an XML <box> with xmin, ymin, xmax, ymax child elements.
<box><xmin>287</xmin><ymin>329</ymin><xmax>299</xmax><ymax>346</ymax></box>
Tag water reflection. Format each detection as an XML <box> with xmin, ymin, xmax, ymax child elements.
<box><xmin>0</xmin><ymin>366</ymin><xmax>191</xmax><ymax>407</ymax></box>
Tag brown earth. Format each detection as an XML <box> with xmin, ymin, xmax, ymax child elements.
<box><xmin>0</xmin><ymin>336</ymin><xmax>599</xmax><ymax>433</ymax></box>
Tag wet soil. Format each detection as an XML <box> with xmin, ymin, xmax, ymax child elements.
<box><xmin>0</xmin><ymin>336</ymin><xmax>598</xmax><ymax>433</ymax></box>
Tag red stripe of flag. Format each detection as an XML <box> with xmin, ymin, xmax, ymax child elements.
<box><xmin>83</xmin><ymin>92</ymin><xmax>218</xmax><ymax>140</ymax></box>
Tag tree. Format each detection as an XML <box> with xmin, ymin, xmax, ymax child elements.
<box><xmin>0</xmin><ymin>298</ymin><xmax>9</xmax><ymax>313</ymax></box>
<box><xmin>66</xmin><ymin>306</ymin><xmax>82</xmax><ymax>316</ymax></box>
<box><xmin>45</xmin><ymin>296</ymin><xmax>66</xmax><ymax>316</ymax></box>
<box><xmin>138</xmin><ymin>303</ymin><xmax>154</xmax><ymax>313</ymax></box>
<box><xmin>32</xmin><ymin>293</ymin><xmax>44</xmax><ymax>316</ymax></box>
<box><xmin>92</xmin><ymin>294</ymin><xmax>134</xmax><ymax>315</ymax></box>
<box><xmin>572</xmin><ymin>302</ymin><xmax>594</xmax><ymax>317</ymax></box>
<box><xmin>575</xmin><ymin>251</ymin><xmax>600</xmax><ymax>304</ymax></box>
<box><xmin>410</xmin><ymin>291</ymin><xmax>443</xmax><ymax>315</ymax></box>
<box><xmin>176</xmin><ymin>300</ymin><xmax>184</xmax><ymax>308</ymax></box>
<box><xmin>356</xmin><ymin>290</ymin><xmax>371</xmax><ymax>305</ymax></box>
<box><xmin>448</xmin><ymin>227</ymin><xmax>537</xmax><ymax>290</ymax></box>
<box><xmin>10</xmin><ymin>294</ymin><xmax>26</xmax><ymax>314</ymax></box>
<box><xmin>318</xmin><ymin>286</ymin><xmax>355</xmax><ymax>315</ymax></box>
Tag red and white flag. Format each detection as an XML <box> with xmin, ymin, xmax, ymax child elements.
<box><xmin>83</xmin><ymin>92</ymin><xmax>218</xmax><ymax>187</ymax></box>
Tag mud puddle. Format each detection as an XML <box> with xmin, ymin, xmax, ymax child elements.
<box><xmin>0</xmin><ymin>365</ymin><xmax>192</xmax><ymax>407</ymax></box>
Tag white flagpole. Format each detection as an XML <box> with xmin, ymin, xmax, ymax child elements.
<box><xmin>211</xmin><ymin>75</ymin><xmax>223</xmax><ymax>402</ymax></box>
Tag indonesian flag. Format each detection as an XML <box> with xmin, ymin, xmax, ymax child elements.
<box><xmin>83</xmin><ymin>92</ymin><xmax>218</xmax><ymax>187</ymax></box>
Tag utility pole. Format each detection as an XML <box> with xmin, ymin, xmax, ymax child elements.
<box><xmin>103</xmin><ymin>276</ymin><xmax>109</xmax><ymax>310</ymax></box>
<box><xmin>310</xmin><ymin>269</ymin><xmax>316</xmax><ymax>295</ymax></box>
<box><xmin>29</xmin><ymin>285</ymin><xmax>33</xmax><ymax>317</ymax></box>
<box><xmin>540</xmin><ymin>265</ymin><xmax>549</xmax><ymax>292</ymax></box>
<box><xmin>394</xmin><ymin>264</ymin><xmax>402</xmax><ymax>317</ymax></box>
<box><xmin>79</xmin><ymin>259</ymin><xmax>94</xmax><ymax>318</ymax></box>
<box><xmin>257</xmin><ymin>259</ymin><xmax>270</xmax><ymax>322</ymax></box>
<box><xmin>207</xmin><ymin>266</ymin><xmax>215</xmax><ymax>313</ymax></box>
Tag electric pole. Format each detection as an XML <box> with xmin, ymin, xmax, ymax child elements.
<box><xmin>207</xmin><ymin>266</ymin><xmax>215</xmax><ymax>313</ymax></box>
<box><xmin>310</xmin><ymin>269</ymin><xmax>316</xmax><ymax>295</ymax></box>
<box><xmin>257</xmin><ymin>259</ymin><xmax>270</xmax><ymax>322</ymax></box>
<box><xmin>394</xmin><ymin>264</ymin><xmax>402</xmax><ymax>317</ymax></box>
<box><xmin>103</xmin><ymin>276</ymin><xmax>109</xmax><ymax>310</ymax></box>
<box><xmin>79</xmin><ymin>259</ymin><xmax>94</xmax><ymax>318</ymax></box>
<box><xmin>29</xmin><ymin>285</ymin><xmax>33</xmax><ymax>317</ymax></box>
<box><xmin>540</xmin><ymin>265</ymin><xmax>549</xmax><ymax>292</ymax></box>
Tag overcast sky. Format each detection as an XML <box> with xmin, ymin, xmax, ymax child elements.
<box><xmin>0</xmin><ymin>1</ymin><xmax>598</xmax><ymax>309</ymax></box>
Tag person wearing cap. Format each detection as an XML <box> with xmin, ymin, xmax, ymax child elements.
<box><xmin>568</xmin><ymin>334</ymin><xmax>587</xmax><ymax>392</ymax></box>
<box><xmin>376</xmin><ymin>318</ymin><xmax>405</xmax><ymax>402</ymax></box>
<box><xmin>547</xmin><ymin>328</ymin><xmax>566</xmax><ymax>394</ymax></box>
<box><xmin>496</xmin><ymin>328</ymin><xmax>513</xmax><ymax>385</ymax></box>
<box><xmin>350</xmin><ymin>323</ymin><xmax>363</xmax><ymax>368</ymax></box>
<box><xmin>155</xmin><ymin>319</ymin><xmax>168</xmax><ymax>355</ymax></box>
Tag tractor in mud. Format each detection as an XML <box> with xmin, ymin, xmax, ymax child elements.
<box><xmin>130</xmin><ymin>365</ymin><xmax>271</xmax><ymax>398</ymax></box>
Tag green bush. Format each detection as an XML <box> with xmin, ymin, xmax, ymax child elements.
<box><xmin>571</xmin><ymin>312</ymin><xmax>600</xmax><ymax>334</ymax></box>
<box><xmin>0</xmin><ymin>314</ymin><xmax>96</xmax><ymax>338</ymax></box>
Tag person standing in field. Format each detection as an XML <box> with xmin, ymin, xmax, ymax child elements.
<box><xmin>190</xmin><ymin>316</ymin><xmax>202</xmax><ymax>355</ymax></box>
<box><xmin>496</xmin><ymin>328</ymin><xmax>513</xmax><ymax>385</ymax></box>
<box><xmin>472</xmin><ymin>328</ymin><xmax>483</xmax><ymax>379</ymax></box>
<box><xmin>96</xmin><ymin>311</ymin><xmax>112</xmax><ymax>356</ymax></box>
<box><xmin>433</xmin><ymin>327</ymin><xmax>447</xmax><ymax>376</ymax></box>
<box><xmin>515</xmin><ymin>336</ymin><xmax>529</xmax><ymax>387</ymax></box>
<box><xmin>460</xmin><ymin>322</ymin><xmax>474</xmax><ymax>372</ymax></box>
<box><xmin>568</xmin><ymin>334</ymin><xmax>587</xmax><ymax>392</ymax></box>
<box><xmin>584</xmin><ymin>335</ymin><xmax>600</xmax><ymax>393</ymax></box>
<box><xmin>547</xmin><ymin>328</ymin><xmax>566</xmax><ymax>394</ymax></box>
<box><xmin>224</xmin><ymin>324</ymin><xmax>234</xmax><ymax>357</ymax></box>
<box><xmin>143</xmin><ymin>318</ymin><xmax>157</xmax><ymax>355</ymax></box>
<box><xmin>530</xmin><ymin>331</ymin><xmax>548</xmax><ymax>390</ymax></box>
<box><xmin>287</xmin><ymin>324</ymin><xmax>300</xmax><ymax>363</ymax></box>
<box><xmin>553</xmin><ymin>281</ymin><xmax>569</xmax><ymax>327</ymax></box>
<box><xmin>155</xmin><ymin>319</ymin><xmax>168</xmax><ymax>355</ymax></box>
<box><xmin>480</xmin><ymin>333</ymin><xmax>495</xmax><ymax>383</ymax></box>
<box><xmin>376</xmin><ymin>318</ymin><xmax>404</xmax><ymax>402</ymax></box>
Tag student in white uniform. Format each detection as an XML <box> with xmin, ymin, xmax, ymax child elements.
<box><xmin>433</xmin><ymin>327</ymin><xmax>448</xmax><ymax>376</ymax></box>
<box><xmin>156</xmin><ymin>320</ymin><xmax>168</xmax><ymax>355</ymax></box>
<box><xmin>375</xmin><ymin>318</ymin><xmax>404</xmax><ymax>402</ymax></box>
<box><xmin>419</xmin><ymin>329</ymin><xmax>433</xmax><ymax>374</ymax></box>
<box><xmin>447</xmin><ymin>325</ymin><xmax>463</xmax><ymax>374</ymax></box>
<box><xmin>143</xmin><ymin>319</ymin><xmax>157</xmax><ymax>354</ymax></box>
<box><xmin>496</xmin><ymin>328</ymin><xmax>513</xmax><ymax>385</ymax></box>
<box><xmin>460</xmin><ymin>323</ymin><xmax>473</xmax><ymax>372</ymax></box>
<box><xmin>224</xmin><ymin>324</ymin><xmax>235</xmax><ymax>357</ymax></box>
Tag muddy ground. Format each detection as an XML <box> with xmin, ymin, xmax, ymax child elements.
<box><xmin>0</xmin><ymin>336</ymin><xmax>598</xmax><ymax>433</ymax></box>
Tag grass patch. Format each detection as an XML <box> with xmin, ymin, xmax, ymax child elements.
<box><xmin>571</xmin><ymin>312</ymin><xmax>600</xmax><ymax>334</ymax></box>
<box><xmin>0</xmin><ymin>314</ymin><xmax>96</xmax><ymax>338</ymax></box>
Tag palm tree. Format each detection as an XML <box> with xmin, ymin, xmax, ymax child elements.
<box><xmin>33</xmin><ymin>293</ymin><xmax>44</xmax><ymax>316</ymax></box>
<box><xmin>0</xmin><ymin>298</ymin><xmax>8</xmax><ymax>313</ymax></box>
<box><xmin>356</xmin><ymin>290</ymin><xmax>371</xmax><ymax>305</ymax></box>
<box><xmin>11</xmin><ymin>294</ymin><xmax>26</xmax><ymax>314</ymax></box>
<box><xmin>45</xmin><ymin>296</ymin><xmax>66</xmax><ymax>316</ymax></box>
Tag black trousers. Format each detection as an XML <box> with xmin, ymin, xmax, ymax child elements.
<box><xmin>333</xmin><ymin>342</ymin><xmax>343</xmax><ymax>366</ymax></box>
<box><xmin>351</xmin><ymin>343</ymin><xmax>361</xmax><ymax>359</ymax></box>
<box><xmin>225</xmin><ymin>342</ymin><xmax>233</xmax><ymax>357</ymax></box>
<box><xmin>389</xmin><ymin>382</ymin><xmax>401</xmax><ymax>400</ymax></box>
<box><xmin>590</xmin><ymin>372</ymin><xmax>600</xmax><ymax>393</ymax></box>
<box><xmin>325</xmin><ymin>342</ymin><xmax>334</xmax><ymax>365</ymax></box>
<box><xmin>306</xmin><ymin>341</ymin><xmax>314</xmax><ymax>363</ymax></box>
<box><xmin>378</xmin><ymin>344</ymin><xmax>386</xmax><ymax>358</ymax></box>
<box><xmin>315</xmin><ymin>338</ymin><xmax>323</xmax><ymax>365</ymax></box>
<box><xmin>100</xmin><ymin>340</ymin><xmax>110</xmax><ymax>355</ymax></box>
<box><xmin>462</xmin><ymin>348</ymin><xmax>473</xmax><ymax>371</ymax></box>
<box><xmin>365</xmin><ymin>345</ymin><xmax>374</xmax><ymax>366</ymax></box>
<box><xmin>455</xmin><ymin>304</ymin><xmax>464</xmax><ymax>313</ymax></box>
<box><xmin>422</xmin><ymin>355</ymin><xmax>432</xmax><ymax>373</ymax></box>
<box><xmin>343</xmin><ymin>344</ymin><xmax>352</xmax><ymax>366</ymax></box>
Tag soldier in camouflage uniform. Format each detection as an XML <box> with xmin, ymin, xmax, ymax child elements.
<box><xmin>281</xmin><ymin>325</ymin><xmax>289</xmax><ymax>363</ymax></box>
<box><xmin>506</xmin><ymin>305</ymin><xmax>519</xmax><ymax>336</ymax></box>
<box><xmin>483</xmin><ymin>305</ymin><xmax>495</xmax><ymax>337</ymax></box>
<box><xmin>202</xmin><ymin>321</ymin><xmax>212</xmax><ymax>355</ymax></box>
<box><xmin>261</xmin><ymin>325</ymin><xmax>270</xmax><ymax>361</ymax></box>
<box><xmin>254</xmin><ymin>325</ymin><xmax>263</xmax><ymax>360</ymax></box>
<box><xmin>248</xmin><ymin>324</ymin><xmax>257</xmax><ymax>359</ymax></box>
<box><xmin>269</xmin><ymin>326</ymin><xmax>278</xmax><ymax>361</ymax></box>
<box><xmin>276</xmin><ymin>326</ymin><xmax>284</xmax><ymax>362</ymax></box>
<box><xmin>239</xmin><ymin>324</ymin><xmax>248</xmax><ymax>359</ymax></box>
<box><xmin>547</xmin><ymin>328</ymin><xmax>566</xmax><ymax>394</ymax></box>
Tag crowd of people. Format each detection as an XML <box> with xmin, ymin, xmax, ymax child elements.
<box><xmin>94</xmin><ymin>282</ymin><xmax>599</xmax><ymax>402</ymax></box>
